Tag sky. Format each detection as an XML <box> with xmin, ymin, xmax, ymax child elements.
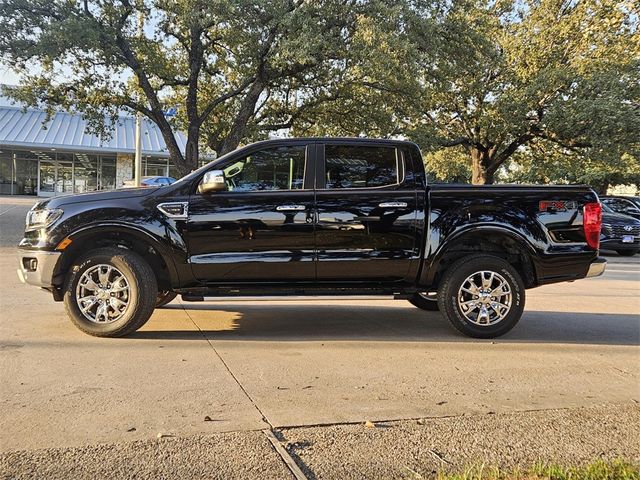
<box><xmin>0</xmin><ymin>64</ymin><xmax>20</xmax><ymax>86</ymax></box>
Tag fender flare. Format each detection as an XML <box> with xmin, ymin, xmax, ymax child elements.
<box><xmin>423</xmin><ymin>223</ymin><xmax>540</xmax><ymax>286</ymax></box>
<box><xmin>61</xmin><ymin>222</ymin><xmax>182</xmax><ymax>286</ymax></box>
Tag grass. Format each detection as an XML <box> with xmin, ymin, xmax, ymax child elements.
<box><xmin>432</xmin><ymin>460</ymin><xmax>639</xmax><ymax>480</ymax></box>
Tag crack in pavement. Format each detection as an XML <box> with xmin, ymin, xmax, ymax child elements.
<box><xmin>180</xmin><ymin>301</ymin><xmax>311</xmax><ymax>479</ymax></box>
<box><xmin>179</xmin><ymin>300</ymin><xmax>272</xmax><ymax>429</ymax></box>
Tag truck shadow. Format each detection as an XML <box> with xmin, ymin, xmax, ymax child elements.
<box><xmin>131</xmin><ymin>303</ymin><xmax>640</xmax><ymax>346</ymax></box>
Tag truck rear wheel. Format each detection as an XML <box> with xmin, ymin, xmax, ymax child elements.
<box><xmin>437</xmin><ymin>255</ymin><xmax>525</xmax><ymax>338</ymax></box>
<box><xmin>63</xmin><ymin>247</ymin><xmax>158</xmax><ymax>337</ymax></box>
<box><xmin>408</xmin><ymin>292</ymin><xmax>439</xmax><ymax>311</ymax></box>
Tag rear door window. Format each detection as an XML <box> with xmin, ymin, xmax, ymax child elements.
<box><xmin>324</xmin><ymin>145</ymin><xmax>400</xmax><ymax>189</ymax></box>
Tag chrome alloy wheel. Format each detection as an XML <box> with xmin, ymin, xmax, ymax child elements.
<box><xmin>457</xmin><ymin>270</ymin><xmax>512</xmax><ymax>326</ymax></box>
<box><xmin>75</xmin><ymin>264</ymin><xmax>130</xmax><ymax>324</ymax></box>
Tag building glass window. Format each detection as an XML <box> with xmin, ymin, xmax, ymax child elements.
<box><xmin>144</xmin><ymin>157</ymin><xmax>169</xmax><ymax>177</ymax></box>
<box><xmin>73</xmin><ymin>153</ymin><xmax>98</xmax><ymax>193</ymax></box>
<box><xmin>14</xmin><ymin>150</ymin><xmax>39</xmax><ymax>195</ymax></box>
<box><xmin>0</xmin><ymin>150</ymin><xmax>13</xmax><ymax>195</ymax></box>
<box><xmin>99</xmin><ymin>155</ymin><xmax>116</xmax><ymax>190</ymax></box>
<box><xmin>0</xmin><ymin>147</ymin><xmax>177</xmax><ymax>195</ymax></box>
<box><xmin>55</xmin><ymin>152</ymin><xmax>74</xmax><ymax>194</ymax></box>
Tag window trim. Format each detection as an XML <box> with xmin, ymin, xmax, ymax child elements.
<box><xmin>318</xmin><ymin>143</ymin><xmax>406</xmax><ymax>191</ymax></box>
<box><xmin>194</xmin><ymin>143</ymin><xmax>312</xmax><ymax>195</ymax></box>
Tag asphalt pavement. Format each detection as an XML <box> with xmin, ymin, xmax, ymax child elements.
<box><xmin>1</xmin><ymin>196</ymin><xmax>638</xmax><ymax>479</ymax></box>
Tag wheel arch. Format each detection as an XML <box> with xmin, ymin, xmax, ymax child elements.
<box><xmin>422</xmin><ymin>225</ymin><xmax>539</xmax><ymax>290</ymax></box>
<box><xmin>56</xmin><ymin>223</ymin><xmax>180</xmax><ymax>291</ymax></box>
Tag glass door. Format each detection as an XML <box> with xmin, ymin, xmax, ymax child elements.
<box><xmin>38</xmin><ymin>160</ymin><xmax>74</xmax><ymax>196</ymax></box>
<box><xmin>57</xmin><ymin>162</ymin><xmax>73</xmax><ymax>194</ymax></box>
<box><xmin>39</xmin><ymin>161</ymin><xmax>56</xmax><ymax>196</ymax></box>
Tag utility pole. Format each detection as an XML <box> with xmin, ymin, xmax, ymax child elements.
<box><xmin>134</xmin><ymin>9</ymin><xmax>144</xmax><ymax>187</ymax></box>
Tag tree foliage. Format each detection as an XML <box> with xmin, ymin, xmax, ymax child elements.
<box><xmin>505</xmin><ymin>142</ymin><xmax>640</xmax><ymax>193</ymax></box>
<box><xmin>405</xmin><ymin>0</ymin><xmax>640</xmax><ymax>184</ymax></box>
<box><xmin>0</xmin><ymin>0</ymin><xmax>359</xmax><ymax>175</ymax></box>
<box><xmin>0</xmin><ymin>0</ymin><xmax>638</xmax><ymax>186</ymax></box>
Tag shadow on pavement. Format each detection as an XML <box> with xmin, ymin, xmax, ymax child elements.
<box><xmin>130</xmin><ymin>303</ymin><xmax>640</xmax><ymax>346</ymax></box>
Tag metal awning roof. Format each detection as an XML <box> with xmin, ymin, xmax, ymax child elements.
<box><xmin>0</xmin><ymin>105</ymin><xmax>186</xmax><ymax>157</ymax></box>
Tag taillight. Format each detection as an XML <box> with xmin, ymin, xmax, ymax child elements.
<box><xmin>583</xmin><ymin>202</ymin><xmax>602</xmax><ymax>249</ymax></box>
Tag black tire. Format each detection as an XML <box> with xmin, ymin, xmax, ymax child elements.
<box><xmin>63</xmin><ymin>247</ymin><xmax>158</xmax><ymax>337</ymax></box>
<box><xmin>156</xmin><ymin>290</ymin><xmax>178</xmax><ymax>308</ymax></box>
<box><xmin>408</xmin><ymin>292</ymin><xmax>440</xmax><ymax>311</ymax></box>
<box><xmin>437</xmin><ymin>255</ymin><xmax>525</xmax><ymax>339</ymax></box>
<box><xmin>615</xmin><ymin>249</ymin><xmax>639</xmax><ymax>257</ymax></box>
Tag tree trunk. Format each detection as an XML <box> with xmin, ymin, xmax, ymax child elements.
<box><xmin>218</xmin><ymin>79</ymin><xmax>266</xmax><ymax>155</ymax></box>
<box><xmin>150</xmin><ymin>112</ymin><xmax>189</xmax><ymax>176</ymax></box>
<box><xmin>590</xmin><ymin>180</ymin><xmax>610</xmax><ymax>195</ymax></box>
<box><xmin>181</xmin><ymin>27</ymin><xmax>204</xmax><ymax>177</ymax></box>
<box><xmin>470</xmin><ymin>148</ymin><xmax>495</xmax><ymax>185</ymax></box>
<box><xmin>180</xmin><ymin>122</ymin><xmax>201</xmax><ymax>176</ymax></box>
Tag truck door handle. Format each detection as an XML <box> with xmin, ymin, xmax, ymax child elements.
<box><xmin>378</xmin><ymin>202</ymin><xmax>408</xmax><ymax>208</ymax></box>
<box><xmin>276</xmin><ymin>205</ymin><xmax>307</xmax><ymax>212</ymax></box>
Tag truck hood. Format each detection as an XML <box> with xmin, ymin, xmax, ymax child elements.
<box><xmin>601</xmin><ymin>211</ymin><xmax>640</xmax><ymax>225</ymax></box>
<box><xmin>35</xmin><ymin>187</ymin><xmax>159</xmax><ymax>209</ymax></box>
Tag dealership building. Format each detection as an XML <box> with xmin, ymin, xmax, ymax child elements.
<box><xmin>0</xmin><ymin>97</ymin><xmax>187</xmax><ymax>197</ymax></box>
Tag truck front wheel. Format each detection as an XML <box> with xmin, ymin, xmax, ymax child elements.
<box><xmin>63</xmin><ymin>247</ymin><xmax>158</xmax><ymax>337</ymax></box>
<box><xmin>437</xmin><ymin>255</ymin><xmax>525</xmax><ymax>338</ymax></box>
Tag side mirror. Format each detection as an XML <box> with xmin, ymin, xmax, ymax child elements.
<box><xmin>199</xmin><ymin>170</ymin><xmax>227</xmax><ymax>194</ymax></box>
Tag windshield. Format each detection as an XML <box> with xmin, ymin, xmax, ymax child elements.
<box><xmin>628</xmin><ymin>197</ymin><xmax>640</xmax><ymax>208</ymax></box>
<box><xmin>601</xmin><ymin>203</ymin><xmax>614</xmax><ymax>213</ymax></box>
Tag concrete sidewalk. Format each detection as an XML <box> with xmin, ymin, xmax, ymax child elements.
<box><xmin>1</xmin><ymin>404</ymin><xmax>638</xmax><ymax>479</ymax></box>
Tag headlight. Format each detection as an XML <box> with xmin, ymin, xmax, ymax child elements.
<box><xmin>25</xmin><ymin>208</ymin><xmax>63</xmax><ymax>231</ymax></box>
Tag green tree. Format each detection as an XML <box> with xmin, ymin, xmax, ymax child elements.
<box><xmin>423</xmin><ymin>147</ymin><xmax>472</xmax><ymax>183</ymax></box>
<box><xmin>505</xmin><ymin>142</ymin><xmax>640</xmax><ymax>194</ymax></box>
<box><xmin>288</xmin><ymin>0</ymin><xmax>429</xmax><ymax>138</ymax></box>
<box><xmin>0</xmin><ymin>0</ymin><xmax>357</xmax><ymax>175</ymax></box>
<box><xmin>408</xmin><ymin>0</ymin><xmax>640</xmax><ymax>184</ymax></box>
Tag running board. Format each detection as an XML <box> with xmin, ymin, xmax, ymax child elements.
<box><xmin>178</xmin><ymin>287</ymin><xmax>418</xmax><ymax>301</ymax></box>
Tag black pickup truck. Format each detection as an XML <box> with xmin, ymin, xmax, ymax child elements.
<box><xmin>17</xmin><ymin>138</ymin><xmax>606</xmax><ymax>338</ymax></box>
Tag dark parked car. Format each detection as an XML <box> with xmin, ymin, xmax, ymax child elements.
<box><xmin>17</xmin><ymin>138</ymin><xmax>606</xmax><ymax>339</ymax></box>
<box><xmin>600</xmin><ymin>203</ymin><xmax>640</xmax><ymax>256</ymax></box>
<box><xmin>601</xmin><ymin>196</ymin><xmax>640</xmax><ymax>220</ymax></box>
<box><xmin>122</xmin><ymin>176</ymin><xmax>176</xmax><ymax>188</ymax></box>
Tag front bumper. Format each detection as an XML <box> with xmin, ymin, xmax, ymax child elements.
<box><xmin>16</xmin><ymin>249</ymin><xmax>62</xmax><ymax>288</ymax></box>
<box><xmin>585</xmin><ymin>257</ymin><xmax>607</xmax><ymax>278</ymax></box>
<box><xmin>600</xmin><ymin>238</ymin><xmax>640</xmax><ymax>251</ymax></box>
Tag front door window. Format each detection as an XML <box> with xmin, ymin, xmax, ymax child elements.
<box><xmin>222</xmin><ymin>146</ymin><xmax>306</xmax><ymax>192</ymax></box>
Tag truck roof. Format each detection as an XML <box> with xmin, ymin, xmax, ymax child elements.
<box><xmin>242</xmin><ymin>137</ymin><xmax>419</xmax><ymax>149</ymax></box>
